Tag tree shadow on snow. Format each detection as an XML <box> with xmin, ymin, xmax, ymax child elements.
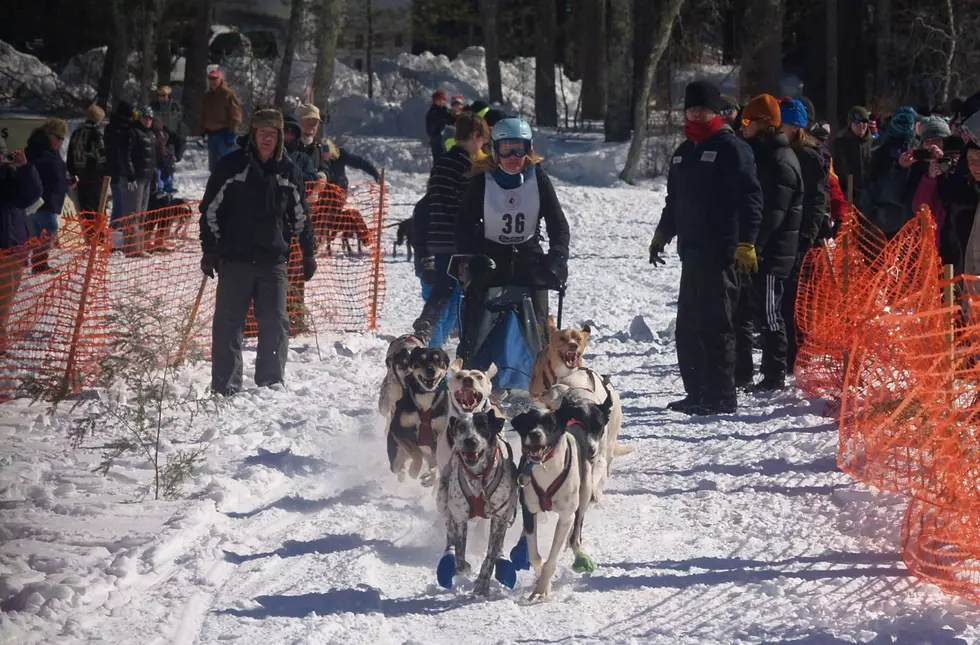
<box><xmin>217</xmin><ymin>585</ymin><xmax>480</xmax><ymax>619</ymax></box>
<box><xmin>241</xmin><ymin>447</ymin><xmax>330</xmax><ymax>477</ymax></box>
<box><xmin>224</xmin><ymin>532</ymin><xmax>434</xmax><ymax>567</ymax></box>
<box><xmin>604</xmin><ymin>481</ymin><xmax>849</xmax><ymax>498</ymax></box>
<box><xmin>630</xmin><ymin>455</ymin><xmax>839</xmax><ymax>479</ymax></box>
<box><xmin>224</xmin><ymin>484</ymin><xmax>375</xmax><ymax>519</ymax></box>
<box><xmin>618</xmin><ymin>423</ymin><xmax>833</xmax><ymax>444</ymax></box>
<box><xmin>758</xmin><ymin>622</ymin><xmax>969</xmax><ymax>645</ymax></box>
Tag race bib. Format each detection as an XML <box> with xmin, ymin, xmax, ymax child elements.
<box><xmin>483</xmin><ymin>172</ymin><xmax>541</xmax><ymax>245</ymax></box>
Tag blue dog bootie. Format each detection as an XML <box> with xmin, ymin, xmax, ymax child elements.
<box><xmin>494</xmin><ymin>558</ymin><xmax>517</xmax><ymax>589</ymax></box>
<box><xmin>510</xmin><ymin>535</ymin><xmax>530</xmax><ymax>571</ymax></box>
<box><xmin>437</xmin><ymin>552</ymin><xmax>457</xmax><ymax>589</ymax></box>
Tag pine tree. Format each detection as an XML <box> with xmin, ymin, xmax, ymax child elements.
<box><xmin>478</xmin><ymin>0</ymin><xmax>504</xmax><ymax>104</ymax></box>
<box><xmin>605</xmin><ymin>0</ymin><xmax>634</xmax><ymax>142</ymax></box>
<box><xmin>535</xmin><ymin>0</ymin><xmax>558</xmax><ymax>126</ymax></box>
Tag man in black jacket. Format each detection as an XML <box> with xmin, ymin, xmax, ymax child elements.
<box><xmin>67</xmin><ymin>103</ymin><xmax>108</xmax><ymax>215</ymax></box>
<box><xmin>120</xmin><ymin>107</ymin><xmax>158</xmax><ymax>256</ymax></box>
<box><xmin>831</xmin><ymin>105</ymin><xmax>873</xmax><ymax>204</ymax></box>
<box><xmin>735</xmin><ymin>94</ymin><xmax>804</xmax><ymax>392</ymax></box>
<box><xmin>199</xmin><ymin>109</ymin><xmax>317</xmax><ymax>396</ymax></box>
<box><xmin>426</xmin><ymin>90</ymin><xmax>455</xmax><ymax>163</ymax></box>
<box><xmin>649</xmin><ymin>81</ymin><xmax>764</xmax><ymax>415</ymax></box>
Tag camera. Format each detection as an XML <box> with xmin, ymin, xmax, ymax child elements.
<box><xmin>912</xmin><ymin>148</ymin><xmax>934</xmax><ymax>162</ymax></box>
<box><xmin>0</xmin><ymin>153</ymin><xmax>14</xmax><ymax>163</ymax></box>
<box><xmin>938</xmin><ymin>156</ymin><xmax>954</xmax><ymax>174</ymax></box>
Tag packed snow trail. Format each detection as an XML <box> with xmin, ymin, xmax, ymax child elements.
<box><xmin>3</xmin><ymin>167</ymin><xmax>980</xmax><ymax>645</ymax></box>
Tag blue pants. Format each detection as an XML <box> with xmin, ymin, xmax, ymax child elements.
<box><xmin>29</xmin><ymin>209</ymin><xmax>59</xmax><ymax>238</ymax></box>
<box><xmin>207</xmin><ymin>131</ymin><xmax>238</xmax><ymax>172</ymax></box>
<box><xmin>416</xmin><ymin>255</ymin><xmax>460</xmax><ymax>348</ymax></box>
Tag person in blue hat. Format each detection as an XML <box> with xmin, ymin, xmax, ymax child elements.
<box><xmin>452</xmin><ymin>118</ymin><xmax>570</xmax><ymax>362</ymax></box>
<box><xmin>862</xmin><ymin>107</ymin><xmax>920</xmax><ymax>237</ymax></box>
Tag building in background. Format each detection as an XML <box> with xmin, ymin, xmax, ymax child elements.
<box><xmin>337</xmin><ymin>0</ymin><xmax>414</xmax><ymax>71</ymax></box>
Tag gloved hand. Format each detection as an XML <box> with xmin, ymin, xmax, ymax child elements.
<box><xmin>126</xmin><ymin>178</ymin><xmax>137</xmax><ymax>191</ymax></box>
<box><xmin>201</xmin><ymin>253</ymin><xmax>219</xmax><ymax>279</ymax></box>
<box><xmin>421</xmin><ymin>256</ymin><xmax>437</xmax><ymax>284</ymax></box>
<box><xmin>540</xmin><ymin>251</ymin><xmax>568</xmax><ymax>289</ymax></box>
<box><xmin>649</xmin><ymin>233</ymin><xmax>667</xmax><ymax>266</ymax></box>
<box><xmin>466</xmin><ymin>255</ymin><xmax>496</xmax><ymax>285</ymax></box>
<box><xmin>302</xmin><ymin>255</ymin><xmax>318</xmax><ymax>281</ymax></box>
<box><xmin>734</xmin><ymin>243</ymin><xmax>759</xmax><ymax>274</ymax></box>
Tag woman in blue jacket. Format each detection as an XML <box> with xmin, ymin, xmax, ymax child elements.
<box><xmin>25</xmin><ymin>118</ymin><xmax>71</xmax><ymax>274</ymax></box>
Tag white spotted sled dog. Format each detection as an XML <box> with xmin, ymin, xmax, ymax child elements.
<box><xmin>506</xmin><ymin>395</ymin><xmax>613</xmax><ymax>600</ymax></box>
<box><xmin>436</xmin><ymin>410</ymin><xmax>519</xmax><ymax>595</ymax></box>
<box><xmin>387</xmin><ymin>347</ymin><xmax>450</xmax><ymax>486</ymax></box>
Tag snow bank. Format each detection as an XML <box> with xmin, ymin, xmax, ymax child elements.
<box><xmin>0</xmin><ymin>40</ymin><xmax>95</xmax><ymax>111</ymax></box>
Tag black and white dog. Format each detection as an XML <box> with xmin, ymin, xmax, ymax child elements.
<box><xmin>387</xmin><ymin>347</ymin><xmax>450</xmax><ymax>485</ymax></box>
<box><xmin>379</xmin><ymin>333</ymin><xmax>427</xmax><ymax>423</ymax></box>
<box><xmin>392</xmin><ymin>217</ymin><xmax>414</xmax><ymax>261</ymax></box>
<box><xmin>436</xmin><ymin>410</ymin><xmax>519</xmax><ymax>594</ymax></box>
<box><xmin>508</xmin><ymin>396</ymin><xmax>613</xmax><ymax>600</ymax></box>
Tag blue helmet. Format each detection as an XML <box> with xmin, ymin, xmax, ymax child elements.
<box><xmin>491</xmin><ymin>118</ymin><xmax>532</xmax><ymax>143</ymax></box>
<box><xmin>139</xmin><ymin>106</ymin><xmax>154</xmax><ymax>120</ymax></box>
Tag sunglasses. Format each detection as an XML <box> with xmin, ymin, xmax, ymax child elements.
<box><xmin>740</xmin><ymin>117</ymin><xmax>770</xmax><ymax>127</ymax></box>
<box><xmin>852</xmin><ymin>119</ymin><xmax>869</xmax><ymax>125</ymax></box>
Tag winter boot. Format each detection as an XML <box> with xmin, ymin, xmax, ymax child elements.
<box><xmin>747</xmin><ymin>375</ymin><xmax>786</xmax><ymax>393</ymax></box>
<box><xmin>666</xmin><ymin>395</ymin><xmax>701</xmax><ymax>413</ymax></box>
<box><xmin>687</xmin><ymin>398</ymin><xmax>737</xmax><ymax>416</ymax></box>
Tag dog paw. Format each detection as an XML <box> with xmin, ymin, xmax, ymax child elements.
<box><xmin>396</xmin><ymin>470</ymin><xmax>407</xmax><ymax>483</ymax></box>
<box><xmin>419</xmin><ymin>468</ymin><xmax>438</xmax><ymax>487</ymax></box>
<box><xmin>494</xmin><ymin>559</ymin><xmax>517</xmax><ymax>589</ymax></box>
<box><xmin>572</xmin><ymin>552</ymin><xmax>597</xmax><ymax>574</ymax></box>
<box><xmin>437</xmin><ymin>553</ymin><xmax>456</xmax><ymax>589</ymax></box>
<box><xmin>473</xmin><ymin>577</ymin><xmax>492</xmax><ymax>596</ymax></box>
<box><xmin>527</xmin><ymin>580</ymin><xmax>551</xmax><ymax>601</ymax></box>
<box><xmin>456</xmin><ymin>559</ymin><xmax>472</xmax><ymax>575</ymax></box>
<box><xmin>509</xmin><ymin>536</ymin><xmax>531</xmax><ymax>571</ymax></box>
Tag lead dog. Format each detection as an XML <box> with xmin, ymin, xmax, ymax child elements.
<box><xmin>387</xmin><ymin>347</ymin><xmax>450</xmax><ymax>485</ymax></box>
<box><xmin>508</xmin><ymin>400</ymin><xmax>611</xmax><ymax>600</ymax></box>
<box><xmin>436</xmin><ymin>410</ymin><xmax>519</xmax><ymax>595</ymax></box>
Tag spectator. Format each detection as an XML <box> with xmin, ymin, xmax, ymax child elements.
<box><xmin>119</xmin><ymin>106</ymin><xmax>157</xmax><ymax>257</ymax></box>
<box><xmin>150</xmin><ymin>85</ymin><xmax>186</xmax><ymax>160</ymax></box>
<box><xmin>25</xmin><ymin>118</ymin><xmax>71</xmax><ymax>274</ymax></box>
<box><xmin>734</xmin><ymin>94</ymin><xmax>803</xmax><ymax>393</ymax></box>
<box><xmin>426</xmin><ymin>90</ymin><xmax>455</xmax><ymax>163</ymax></box>
<box><xmin>831</xmin><ymin>105</ymin><xmax>873</xmax><ymax>203</ymax></box>
<box><xmin>320</xmin><ymin>139</ymin><xmax>380</xmax><ymax>195</ymax></box>
<box><xmin>719</xmin><ymin>94</ymin><xmax>740</xmax><ymax>127</ymax></box>
<box><xmin>861</xmin><ymin>107</ymin><xmax>918</xmax><ymax>238</ymax></box>
<box><xmin>294</xmin><ymin>104</ymin><xmax>328</xmax><ymax>177</ymax></box>
<box><xmin>282</xmin><ymin>115</ymin><xmax>319</xmax><ymax>184</ymax></box>
<box><xmin>198</xmin><ymin>109</ymin><xmax>316</xmax><ymax>396</ymax></box>
<box><xmin>411</xmin><ymin>112</ymin><xmax>490</xmax><ymax>347</ymax></box>
<box><xmin>151</xmin><ymin>115</ymin><xmax>178</xmax><ymax>194</ymax></box>
<box><xmin>938</xmin><ymin>141</ymin><xmax>980</xmax><ymax>276</ymax></box>
<box><xmin>104</xmin><ymin>101</ymin><xmax>135</xmax><ymax>225</ymax></box>
<box><xmin>450</xmin><ymin>96</ymin><xmax>465</xmax><ymax>116</ymax></box>
<box><xmin>201</xmin><ymin>68</ymin><xmax>243</xmax><ymax>171</ymax></box>
<box><xmin>0</xmin><ymin>141</ymin><xmax>43</xmax><ymax>338</ymax></box>
<box><xmin>648</xmin><ymin>81</ymin><xmax>763</xmax><ymax>415</ymax></box>
<box><xmin>67</xmin><ymin>103</ymin><xmax>108</xmax><ymax>219</ymax></box>
<box><xmin>779</xmin><ymin>97</ymin><xmax>829</xmax><ymax>374</ymax></box>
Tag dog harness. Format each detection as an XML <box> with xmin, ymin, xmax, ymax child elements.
<box><xmin>483</xmin><ymin>172</ymin><xmax>540</xmax><ymax>245</ymax></box>
<box><xmin>418</xmin><ymin>408</ymin><xmax>436</xmax><ymax>450</ymax></box>
<box><xmin>457</xmin><ymin>444</ymin><xmax>507</xmax><ymax>519</ymax></box>
<box><xmin>527</xmin><ymin>442</ymin><xmax>573</xmax><ymax>513</ymax></box>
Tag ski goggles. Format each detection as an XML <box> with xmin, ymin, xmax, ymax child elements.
<box><xmin>852</xmin><ymin>118</ymin><xmax>869</xmax><ymax>125</ymax></box>
<box><xmin>494</xmin><ymin>139</ymin><xmax>531</xmax><ymax>159</ymax></box>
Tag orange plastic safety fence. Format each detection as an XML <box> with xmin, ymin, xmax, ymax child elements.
<box><xmin>0</xmin><ymin>179</ymin><xmax>386</xmax><ymax>402</ymax></box>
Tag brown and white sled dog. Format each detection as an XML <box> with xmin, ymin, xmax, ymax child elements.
<box><xmin>436</xmin><ymin>410</ymin><xmax>519</xmax><ymax>595</ymax></box>
<box><xmin>436</xmin><ymin>358</ymin><xmax>503</xmax><ymax>474</ymax></box>
<box><xmin>387</xmin><ymin>347</ymin><xmax>450</xmax><ymax>485</ymax></box>
<box><xmin>379</xmin><ymin>333</ymin><xmax>427</xmax><ymax>423</ymax></box>
<box><xmin>529</xmin><ymin>316</ymin><xmax>590</xmax><ymax>400</ymax></box>
<box><xmin>509</xmin><ymin>397</ymin><xmax>612</xmax><ymax>600</ymax></box>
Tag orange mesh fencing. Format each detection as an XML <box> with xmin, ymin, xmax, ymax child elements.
<box><xmin>795</xmin><ymin>204</ymin><xmax>980</xmax><ymax>602</ymax></box>
<box><xmin>0</xmin><ymin>177</ymin><xmax>387</xmax><ymax>402</ymax></box>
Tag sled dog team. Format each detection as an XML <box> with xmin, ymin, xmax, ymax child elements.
<box><xmin>378</xmin><ymin>319</ymin><xmax>633</xmax><ymax>600</ymax></box>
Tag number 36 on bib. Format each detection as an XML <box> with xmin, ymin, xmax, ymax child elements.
<box><xmin>483</xmin><ymin>173</ymin><xmax>541</xmax><ymax>244</ymax></box>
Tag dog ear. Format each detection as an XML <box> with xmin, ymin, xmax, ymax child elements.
<box><xmin>450</xmin><ymin>357</ymin><xmax>464</xmax><ymax>373</ymax></box>
<box><xmin>487</xmin><ymin>408</ymin><xmax>506</xmax><ymax>434</ymax></box>
<box><xmin>582</xmin><ymin>324</ymin><xmax>592</xmax><ymax>338</ymax></box>
<box><xmin>485</xmin><ymin>362</ymin><xmax>497</xmax><ymax>379</ymax></box>
<box><xmin>435</xmin><ymin>349</ymin><xmax>450</xmax><ymax>368</ymax></box>
<box><xmin>409</xmin><ymin>346</ymin><xmax>425</xmax><ymax>365</ymax></box>
<box><xmin>510</xmin><ymin>411</ymin><xmax>532</xmax><ymax>435</ymax></box>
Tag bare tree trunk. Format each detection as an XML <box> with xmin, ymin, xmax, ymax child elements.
<box><xmin>366</xmin><ymin>0</ymin><xmax>374</xmax><ymax>100</ymax></box>
<box><xmin>941</xmin><ymin>0</ymin><xmax>956</xmax><ymax>105</ymax></box>
<box><xmin>826</xmin><ymin>0</ymin><xmax>838</xmax><ymax>129</ymax></box>
<box><xmin>477</xmin><ymin>0</ymin><xmax>503</xmax><ymax>104</ymax></box>
<box><xmin>620</xmin><ymin>0</ymin><xmax>686</xmax><ymax>183</ymax></box>
<box><xmin>873</xmin><ymin>0</ymin><xmax>890</xmax><ymax>105</ymax></box>
<box><xmin>97</xmin><ymin>43</ymin><xmax>114</xmax><ymax>109</ymax></box>
<box><xmin>604</xmin><ymin>0</ymin><xmax>634</xmax><ymax>142</ymax></box>
<box><xmin>534</xmin><ymin>0</ymin><xmax>558</xmax><ymax>126</ymax></box>
<box><xmin>739</xmin><ymin>0</ymin><xmax>783</xmax><ymax>98</ymax></box>
<box><xmin>312</xmin><ymin>0</ymin><xmax>346</xmax><ymax>115</ymax></box>
<box><xmin>139</xmin><ymin>0</ymin><xmax>167</xmax><ymax>104</ymax></box>
<box><xmin>110</xmin><ymin>0</ymin><xmax>130</xmax><ymax>108</ymax></box>
<box><xmin>182</xmin><ymin>0</ymin><xmax>214</xmax><ymax>135</ymax></box>
<box><xmin>156</xmin><ymin>36</ymin><xmax>172</xmax><ymax>88</ymax></box>
<box><xmin>275</xmin><ymin>0</ymin><xmax>305</xmax><ymax>108</ymax></box>
<box><xmin>580</xmin><ymin>0</ymin><xmax>606</xmax><ymax>120</ymax></box>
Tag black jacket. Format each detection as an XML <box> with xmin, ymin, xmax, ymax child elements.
<box><xmin>25</xmin><ymin>129</ymin><xmax>69</xmax><ymax>215</ymax></box>
<box><xmin>425</xmin><ymin>104</ymin><xmax>454</xmax><ymax>143</ymax></box>
<box><xmin>860</xmin><ymin>136</ymin><xmax>915</xmax><ymax>237</ymax></box>
<box><xmin>831</xmin><ymin>128</ymin><xmax>873</xmax><ymax>201</ymax></box>
<box><xmin>938</xmin><ymin>172</ymin><xmax>980</xmax><ymax>274</ymax></box>
<box><xmin>67</xmin><ymin>121</ymin><xmax>107</xmax><ymax>181</ymax></box>
<box><xmin>793</xmin><ymin>142</ymin><xmax>829</xmax><ymax>248</ymax></box>
<box><xmin>199</xmin><ymin>143</ymin><xmax>315</xmax><ymax>264</ymax></box>
<box><xmin>130</xmin><ymin>123</ymin><xmax>157</xmax><ymax>182</ymax></box>
<box><xmin>1</xmin><ymin>163</ymin><xmax>43</xmax><ymax>250</ymax></box>
<box><xmin>747</xmin><ymin>132</ymin><xmax>803</xmax><ymax>278</ymax></box>
<box><xmin>103</xmin><ymin>117</ymin><xmax>133</xmax><ymax>181</ymax></box>
<box><xmin>655</xmin><ymin>125</ymin><xmax>764</xmax><ymax>268</ymax></box>
<box><xmin>455</xmin><ymin>165</ymin><xmax>570</xmax><ymax>283</ymax></box>
<box><xmin>419</xmin><ymin>145</ymin><xmax>472</xmax><ymax>255</ymax></box>
<box><xmin>322</xmin><ymin>148</ymin><xmax>380</xmax><ymax>193</ymax></box>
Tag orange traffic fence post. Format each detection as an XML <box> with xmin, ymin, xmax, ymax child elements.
<box><xmin>369</xmin><ymin>168</ymin><xmax>387</xmax><ymax>331</ymax></box>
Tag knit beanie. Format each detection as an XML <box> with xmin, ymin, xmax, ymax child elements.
<box><xmin>847</xmin><ymin>106</ymin><xmax>871</xmax><ymax>122</ymax></box>
<box><xmin>920</xmin><ymin>115</ymin><xmax>951</xmax><ymax>141</ymax></box>
<box><xmin>41</xmin><ymin>118</ymin><xmax>69</xmax><ymax>139</ymax></box>
<box><xmin>85</xmin><ymin>103</ymin><xmax>105</xmax><ymax>123</ymax></box>
<box><xmin>887</xmin><ymin>111</ymin><xmax>917</xmax><ymax>139</ymax></box>
<box><xmin>779</xmin><ymin>98</ymin><xmax>808</xmax><ymax>128</ymax></box>
<box><xmin>719</xmin><ymin>94</ymin><xmax>739</xmax><ymax>114</ymax></box>
<box><xmin>741</xmin><ymin>94</ymin><xmax>782</xmax><ymax>127</ymax></box>
<box><xmin>800</xmin><ymin>96</ymin><xmax>817</xmax><ymax>125</ymax></box>
<box><xmin>684</xmin><ymin>81</ymin><xmax>723</xmax><ymax>113</ymax></box>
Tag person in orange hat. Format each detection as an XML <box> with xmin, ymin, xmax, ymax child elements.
<box><xmin>426</xmin><ymin>90</ymin><xmax>455</xmax><ymax>164</ymax></box>
<box><xmin>201</xmin><ymin>67</ymin><xmax>243</xmax><ymax>171</ymax></box>
<box><xmin>734</xmin><ymin>94</ymin><xmax>804</xmax><ymax>392</ymax></box>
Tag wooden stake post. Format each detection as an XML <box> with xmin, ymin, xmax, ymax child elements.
<box><xmin>368</xmin><ymin>168</ymin><xmax>386</xmax><ymax>330</ymax></box>
<box><xmin>174</xmin><ymin>275</ymin><xmax>209</xmax><ymax>367</ymax></box>
<box><xmin>944</xmin><ymin>264</ymin><xmax>955</xmax><ymax>365</ymax></box>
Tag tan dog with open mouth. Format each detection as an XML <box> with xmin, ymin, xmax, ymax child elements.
<box><xmin>529</xmin><ymin>317</ymin><xmax>590</xmax><ymax>401</ymax></box>
<box><xmin>437</xmin><ymin>358</ymin><xmax>503</xmax><ymax>475</ymax></box>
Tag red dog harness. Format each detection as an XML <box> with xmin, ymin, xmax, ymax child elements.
<box><xmin>529</xmin><ymin>443</ymin><xmax>573</xmax><ymax>512</ymax></box>
<box><xmin>418</xmin><ymin>408</ymin><xmax>435</xmax><ymax>450</ymax></box>
<box><xmin>457</xmin><ymin>445</ymin><xmax>504</xmax><ymax>519</ymax></box>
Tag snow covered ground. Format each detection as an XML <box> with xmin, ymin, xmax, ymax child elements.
<box><xmin>4</xmin><ymin>142</ymin><xmax>980</xmax><ymax>644</ymax></box>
